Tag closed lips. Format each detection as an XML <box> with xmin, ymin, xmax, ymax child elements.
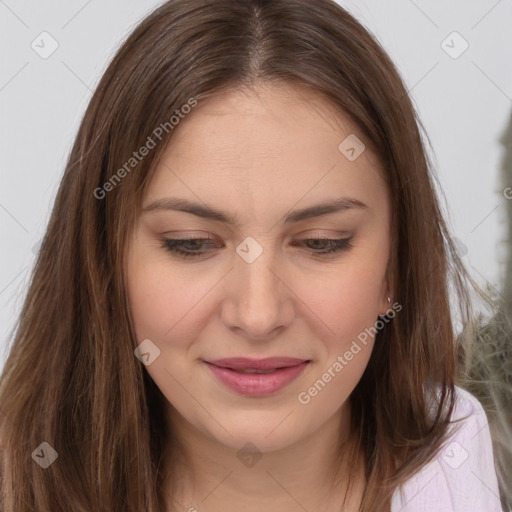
<box><xmin>204</xmin><ymin>357</ymin><xmax>310</xmax><ymax>371</ymax></box>
<box><xmin>203</xmin><ymin>357</ymin><xmax>311</xmax><ymax>396</ymax></box>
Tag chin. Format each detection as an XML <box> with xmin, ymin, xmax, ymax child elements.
<box><xmin>201</xmin><ymin>414</ymin><xmax>307</xmax><ymax>454</ymax></box>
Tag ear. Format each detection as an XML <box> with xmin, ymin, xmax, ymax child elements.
<box><xmin>378</xmin><ymin>295</ymin><xmax>391</xmax><ymax>318</ymax></box>
<box><xmin>378</xmin><ymin>259</ymin><xmax>394</xmax><ymax>317</ymax></box>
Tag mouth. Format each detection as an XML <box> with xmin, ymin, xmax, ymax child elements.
<box><xmin>204</xmin><ymin>356</ymin><xmax>310</xmax><ymax>371</ymax></box>
<box><xmin>203</xmin><ymin>357</ymin><xmax>311</xmax><ymax>396</ymax></box>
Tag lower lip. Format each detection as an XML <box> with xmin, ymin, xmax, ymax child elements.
<box><xmin>204</xmin><ymin>361</ymin><xmax>309</xmax><ymax>396</ymax></box>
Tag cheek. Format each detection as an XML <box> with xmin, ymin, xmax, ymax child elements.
<box><xmin>292</xmin><ymin>267</ymin><xmax>382</xmax><ymax>409</ymax></box>
<box><xmin>126</xmin><ymin>251</ymin><xmax>197</xmax><ymax>341</ymax></box>
<box><xmin>296</xmin><ymin>262</ymin><xmax>385</xmax><ymax>340</ymax></box>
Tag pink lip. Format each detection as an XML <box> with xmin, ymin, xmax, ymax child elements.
<box><xmin>203</xmin><ymin>358</ymin><xmax>310</xmax><ymax>396</ymax></box>
<box><xmin>205</xmin><ymin>357</ymin><xmax>308</xmax><ymax>370</ymax></box>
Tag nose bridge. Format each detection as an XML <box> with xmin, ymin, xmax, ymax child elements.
<box><xmin>240</xmin><ymin>253</ymin><xmax>277</xmax><ymax>295</ymax></box>
<box><xmin>223</xmin><ymin>235</ymin><xmax>292</xmax><ymax>337</ymax></box>
<box><xmin>235</xmin><ymin>236</ymin><xmax>280</xmax><ymax>305</ymax></box>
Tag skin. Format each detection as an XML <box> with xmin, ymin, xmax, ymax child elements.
<box><xmin>125</xmin><ymin>82</ymin><xmax>392</xmax><ymax>512</ymax></box>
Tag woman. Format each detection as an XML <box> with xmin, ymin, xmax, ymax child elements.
<box><xmin>0</xmin><ymin>0</ymin><xmax>508</xmax><ymax>510</ymax></box>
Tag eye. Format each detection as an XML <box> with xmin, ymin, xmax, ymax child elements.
<box><xmin>291</xmin><ymin>236</ymin><xmax>354</xmax><ymax>255</ymax></box>
<box><xmin>160</xmin><ymin>236</ymin><xmax>222</xmax><ymax>258</ymax></box>
<box><xmin>160</xmin><ymin>235</ymin><xmax>354</xmax><ymax>259</ymax></box>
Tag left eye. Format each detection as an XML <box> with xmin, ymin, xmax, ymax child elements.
<box><xmin>292</xmin><ymin>237</ymin><xmax>354</xmax><ymax>254</ymax></box>
<box><xmin>160</xmin><ymin>237</ymin><xmax>354</xmax><ymax>258</ymax></box>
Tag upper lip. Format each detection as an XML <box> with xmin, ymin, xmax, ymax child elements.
<box><xmin>204</xmin><ymin>357</ymin><xmax>309</xmax><ymax>370</ymax></box>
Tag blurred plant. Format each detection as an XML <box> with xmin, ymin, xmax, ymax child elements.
<box><xmin>457</xmin><ymin>109</ymin><xmax>512</xmax><ymax>512</ymax></box>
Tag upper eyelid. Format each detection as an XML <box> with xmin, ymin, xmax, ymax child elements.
<box><xmin>160</xmin><ymin>230</ymin><xmax>352</xmax><ymax>239</ymax></box>
<box><xmin>161</xmin><ymin>235</ymin><xmax>351</xmax><ymax>244</ymax></box>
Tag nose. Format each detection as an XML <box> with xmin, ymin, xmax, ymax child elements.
<box><xmin>220</xmin><ymin>247</ymin><xmax>295</xmax><ymax>340</ymax></box>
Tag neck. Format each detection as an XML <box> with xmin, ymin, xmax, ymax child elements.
<box><xmin>162</xmin><ymin>400</ymin><xmax>366</xmax><ymax>512</ymax></box>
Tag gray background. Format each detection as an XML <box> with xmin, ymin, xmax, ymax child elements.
<box><xmin>1</xmin><ymin>0</ymin><xmax>512</xmax><ymax>370</ymax></box>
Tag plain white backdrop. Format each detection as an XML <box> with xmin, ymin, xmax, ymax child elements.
<box><xmin>1</xmin><ymin>0</ymin><xmax>511</xmax><ymax>370</ymax></box>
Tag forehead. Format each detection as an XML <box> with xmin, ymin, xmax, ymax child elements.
<box><xmin>144</xmin><ymin>82</ymin><xmax>388</xmax><ymax>223</ymax></box>
<box><xmin>167</xmin><ymin>82</ymin><xmax>375</xmax><ymax>157</ymax></box>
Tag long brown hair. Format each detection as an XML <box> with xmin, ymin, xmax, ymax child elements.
<box><xmin>0</xmin><ymin>0</ymin><xmax>503</xmax><ymax>510</ymax></box>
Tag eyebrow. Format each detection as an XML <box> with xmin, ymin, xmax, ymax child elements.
<box><xmin>141</xmin><ymin>196</ymin><xmax>368</xmax><ymax>225</ymax></box>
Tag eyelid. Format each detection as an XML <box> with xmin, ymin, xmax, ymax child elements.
<box><xmin>160</xmin><ymin>233</ymin><xmax>354</xmax><ymax>259</ymax></box>
<box><xmin>296</xmin><ymin>231</ymin><xmax>352</xmax><ymax>238</ymax></box>
<box><xmin>161</xmin><ymin>231</ymin><xmax>351</xmax><ymax>243</ymax></box>
<box><xmin>161</xmin><ymin>231</ymin><xmax>213</xmax><ymax>237</ymax></box>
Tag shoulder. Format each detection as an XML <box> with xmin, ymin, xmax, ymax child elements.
<box><xmin>390</xmin><ymin>385</ymin><xmax>503</xmax><ymax>512</ymax></box>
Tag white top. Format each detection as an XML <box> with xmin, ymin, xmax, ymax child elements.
<box><xmin>391</xmin><ymin>385</ymin><xmax>503</xmax><ymax>512</ymax></box>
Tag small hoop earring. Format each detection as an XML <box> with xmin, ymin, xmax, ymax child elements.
<box><xmin>377</xmin><ymin>297</ymin><xmax>392</xmax><ymax>320</ymax></box>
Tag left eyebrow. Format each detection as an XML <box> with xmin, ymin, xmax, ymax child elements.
<box><xmin>141</xmin><ymin>196</ymin><xmax>368</xmax><ymax>226</ymax></box>
<box><xmin>283</xmin><ymin>197</ymin><xmax>368</xmax><ymax>224</ymax></box>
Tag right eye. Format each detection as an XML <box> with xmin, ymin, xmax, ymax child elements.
<box><xmin>160</xmin><ymin>237</ymin><xmax>223</xmax><ymax>258</ymax></box>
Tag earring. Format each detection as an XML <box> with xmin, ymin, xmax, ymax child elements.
<box><xmin>377</xmin><ymin>297</ymin><xmax>392</xmax><ymax>320</ymax></box>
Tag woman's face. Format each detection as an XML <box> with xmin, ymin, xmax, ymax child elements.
<box><xmin>125</xmin><ymin>82</ymin><xmax>391</xmax><ymax>453</ymax></box>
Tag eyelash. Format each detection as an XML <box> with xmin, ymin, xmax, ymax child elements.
<box><xmin>160</xmin><ymin>236</ymin><xmax>354</xmax><ymax>259</ymax></box>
